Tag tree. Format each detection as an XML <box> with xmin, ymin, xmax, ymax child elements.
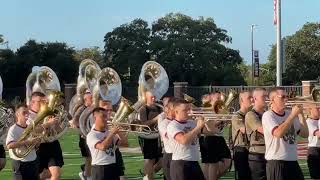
<box><xmin>74</xmin><ymin>47</ymin><xmax>104</xmax><ymax>67</ymax></box>
<box><xmin>267</xmin><ymin>23</ymin><xmax>320</xmax><ymax>85</ymax></box>
<box><xmin>0</xmin><ymin>40</ymin><xmax>79</xmax><ymax>88</ymax></box>
<box><xmin>104</xmin><ymin>19</ymin><xmax>151</xmax><ymax>86</ymax></box>
<box><xmin>103</xmin><ymin>13</ymin><xmax>246</xmax><ymax>86</ymax></box>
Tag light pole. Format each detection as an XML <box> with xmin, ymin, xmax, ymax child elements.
<box><xmin>251</xmin><ymin>24</ymin><xmax>257</xmax><ymax>85</ymax></box>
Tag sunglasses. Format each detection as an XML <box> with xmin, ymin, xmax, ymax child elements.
<box><xmin>276</xmin><ymin>95</ymin><xmax>289</xmax><ymax>100</ymax></box>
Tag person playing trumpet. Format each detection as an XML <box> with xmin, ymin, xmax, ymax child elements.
<box><xmin>167</xmin><ymin>99</ymin><xmax>205</xmax><ymax>180</ymax></box>
<box><xmin>86</xmin><ymin>107</ymin><xmax>120</xmax><ymax>180</ymax></box>
<box><xmin>99</xmin><ymin>99</ymin><xmax>126</xmax><ymax>180</ymax></box>
<box><xmin>262</xmin><ymin>87</ymin><xmax>308</xmax><ymax>180</ymax></box>
<box><xmin>306</xmin><ymin>104</ymin><xmax>320</xmax><ymax>180</ymax></box>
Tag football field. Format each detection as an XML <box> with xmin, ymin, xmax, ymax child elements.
<box><xmin>0</xmin><ymin>129</ymin><xmax>312</xmax><ymax>180</ymax></box>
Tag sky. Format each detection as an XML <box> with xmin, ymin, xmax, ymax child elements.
<box><xmin>1</xmin><ymin>0</ymin><xmax>319</xmax><ymax>64</ymax></box>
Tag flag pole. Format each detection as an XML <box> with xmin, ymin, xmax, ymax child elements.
<box><xmin>276</xmin><ymin>0</ymin><xmax>282</xmax><ymax>86</ymax></box>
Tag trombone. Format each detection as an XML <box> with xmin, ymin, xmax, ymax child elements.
<box><xmin>107</xmin><ymin>121</ymin><xmax>158</xmax><ymax>135</ymax></box>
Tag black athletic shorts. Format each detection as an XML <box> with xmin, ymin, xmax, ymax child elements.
<box><xmin>115</xmin><ymin>148</ymin><xmax>125</xmax><ymax>176</ymax></box>
<box><xmin>307</xmin><ymin>147</ymin><xmax>320</xmax><ymax>179</ymax></box>
<box><xmin>138</xmin><ymin>137</ymin><xmax>162</xmax><ymax>159</ymax></box>
<box><xmin>0</xmin><ymin>144</ymin><xmax>5</xmax><ymax>158</ymax></box>
<box><xmin>233</xmin><ymin>146</ymin><xmax>251</xmax><ymax>180</ymax></box>
<box><xmin>170</xmin><ymin>160</ymin><xmax>205</xmax><ymax>180</ymax></box>
<box><xmin>92</xmin><ymin>163</ymin><xmax>119</xmax><ymax>180</ymax></box>
<box><xmin>12</xmin><ymin>159</ymin><xmax>39</xmax><ymax>180</ymax></box>
<box><xmin>38</xmin><ymin>140</ymin><xmax>64</xmax><ymax>173</ymax></box>
<box><xmin>162</xmin><ymin>153</ymin><xmax>172</xmax><ymax>180</ymax></box>
<box><xmin>79</xmin><ymin>135</ymin><xmax>91</xmax><ymax>158</ymax></box>
<box><xmin>266</xmin><ymin>160</ymin><xmax>304</xmax><ymax>180</ymax></box>
<box><xmin>248</xmin><ymin>152</ymin><xmax>266</xmax><ymax>180</ymax></box>
<box><xmin>199</xmin><ymin>136</ymin><xmax>231</xmax><ymax>163</ymax></box>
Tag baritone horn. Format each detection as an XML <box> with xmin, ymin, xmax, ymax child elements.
<box><xmin>10</xmin><ymin>91</ymin><xmax>65</xmax><ymax>159</ymax></box>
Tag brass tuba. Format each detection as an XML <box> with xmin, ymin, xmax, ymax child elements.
<box><xmin>26</xmin><ymin>66</ymin><xmax>61</xmax><ymax>106</ymax></box>
<box><xmin>112</xmin><ymin>61</ymin><xmax>169</xmax><ymax>139</ymax></box>
<box><xmin>25</xmin><ymin>66</ymin><xmax>69</xmax><ymax>143</ymax></box>
<box><xmin>69</xmin><ymin>59</ymin><xmax>101</xmax><ymax>117</ymax></box>
<box><xmin>10</xmin><ymin>91</ymin><xmax>65</xmax><ymax>159</ymax></box>
<box><xmin>79</xmin><ymin>67</ymin><xmax>122</xmax><ymax>136</ymax></box>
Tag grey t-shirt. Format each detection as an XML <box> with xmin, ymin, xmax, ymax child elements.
<box><xmin>86</xmin><ymin>129</ymin><xmax>117</xmax><ymax>165</ymax></box>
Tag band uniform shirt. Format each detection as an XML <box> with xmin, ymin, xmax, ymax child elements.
<box><xmin>158</xmin><ymin>117</ymin><xmax>173</xmax><ymax>153</ymax></box>
<box><xmin>245</xmin><ymin>110</ymin><xmax>266</xmax><ymax>154</ymax></box>
<box><xmin>306</xmin><ymin>118</ymin><xmax>320</xmax><ymax>147</ymax></box>
<box><xmin>262</xmin><ymin>110</ymin><xmax>301</xmax><ymax>161</ymax></box>
<box><xmin>6</xmin><ymin>124</ymin><xmax>37</xmax><ymax>162</ymax></box>
<box><xmin>167</xmin><ymin>120</ymin><xmax>200</xmax><ymax>161</ymax></box>
<box><xmin>86</xmin><ymin>129</ymin><xmax>117</xmax><ymax>166</ymax></box>
<box><xmin>138</xmin><ymin>104</ymin><xmax>162</xmax><ymax>138</ymax></box>
<box><xmin>231</xmin><ymin>111</ymin><xmax>247</xmax><ymax>147</ymax></box>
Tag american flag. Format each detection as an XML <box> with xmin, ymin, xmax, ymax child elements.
<box><xmin>274</xmin><ymin>0</ymin><xmax>277</xmax><ymax>25</ymax></box>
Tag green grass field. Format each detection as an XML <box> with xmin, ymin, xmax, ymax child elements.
<box><xmin>0</xmin><ymin>129</ymin><xmax>312</xmax><ymax>180</ymax></box>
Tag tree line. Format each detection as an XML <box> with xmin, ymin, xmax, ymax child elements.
<box><xmin>1</xmin><ymin>13</ymin><xmax>319</xmax><ymax>88</ymax></box>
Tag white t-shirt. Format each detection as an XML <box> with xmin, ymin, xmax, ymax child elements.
<box><xmin>306</xmin><ymin>118</ymin><xmax>320</xmax><ymax>147</ymax></box>
<box><xmin>26</xmin><ymin>110</ymin><xmax>37</xmax><ymax>125</ymax></box>
<box><xmin>6</xmin><ymin>124</ymin><xmax>37</xmax><ymax>162</ymax></box>
<box><xmin>86</xmin><ymin>129</ymin><xmax>117</xmax><ymax>165</ymax></box>
<box><xmin>262</xmin><ymin>110</ymin><xmax>301</xmax><ymax>161</ymax></box>
<box><xmin>158</xmin><ymin>118</ymin><xmax>173</xmax><ymax>153</ymax></box>
<box><xmin>167</xmin><ymin>120</ymin><xmax>200</xmax><ymax>161</ymax></box>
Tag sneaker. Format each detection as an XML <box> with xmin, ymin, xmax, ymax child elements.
<box><xmin>79</xmin><ymin>172</ymin><xmax>86</xmax><ymax>180</ymax></box>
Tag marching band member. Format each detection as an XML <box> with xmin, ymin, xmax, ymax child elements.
<box><xmin>306</xmin><ymin>104</ymin><xmax>320</xmax><ymax>180</ymax></box>
<box><xmin>137</xmin><ymin>91</ymin><xmax>163</xmax><ymax>180</ymax></box>
<box><xmin>28</xmin><ymin>92</ymin><xmax>64</xmax><ymax>180</ymax></box>
<box><xmin>245</xmin><ymin>88</ymin><xmax>268</xmax><ymax>180</ymax></box>
<box><xmin>74</xmin><ymin>90</ymin><xmax>93</xmax><ymax>180</ymax></box>
<box><xmin>200</xmin><ymin>91</ymin><xmax>231</xmax><ymax>180</ymax></box>
<box><xmin>6</xmin><ymin>104</ymin><xmax>40</xmax><ymax>180</ymax></box>
<box><xmin>158</xmin><ymin>97</ymin><xmax>176</xmax><ymax>180</ymax></box>
<box><xmin>262</xmin><ymin>87</ymin><xmax>308</xmax><ymax>180</ymax></box>
<box><xmin>86</xmin><ymin>107</ymin><xmax>120</xmax><ymax>180</ymax></box>
<box><xmin>99</xmin><ymin>99</ymin><xmax>126</xmax><ymax>180</ymax></box>
<box><xmin>231</xmin><ymin>91</ymin><xmax>252</xmax><ymax>180</ymax></box>
<box><xmin>167</xmin><ymin>99</ymin><xmax>205</xmax><ymax>180</ymax></box>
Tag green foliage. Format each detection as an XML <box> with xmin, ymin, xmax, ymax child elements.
<box><xmin>267</xmin><ymin>22</ymin><xmax>320</xmax><ymax>85</ymax></box>
<box><xmin>74</xmin><ymin>46</ymin><xmax>104</xmax><ymax>67</ymax></box>
<box><xmin>104</xmin><ymin>19</ymin><xmax>151</xmax><ymax>86</ymax></box>
<box><xmin>104</xmin><ymin>13</ymin><xmax>246</xmax><ymax>86</ymax></box>
<box><xmin>0</xmin><ymin>40</ymin><xmax>79</xmax><ymax>88</ymax></box>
